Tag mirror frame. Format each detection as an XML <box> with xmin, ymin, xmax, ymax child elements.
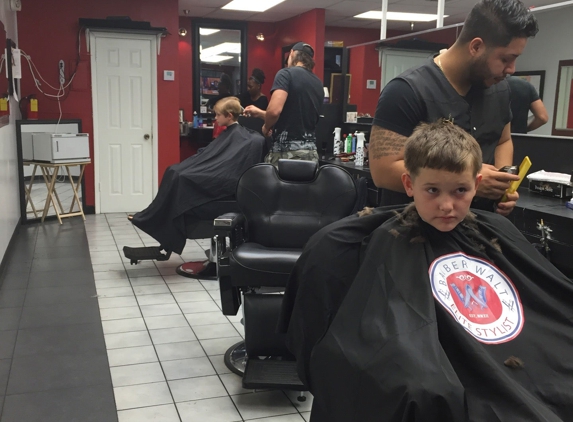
<box><xmin>551</xmin><ymin>59</ymin><xmax>573</xmax><ymax>137</ymax></box>
<box><xmin>192</xmin><ymin>19</ymin><xmax>248</xmax><ymax>115</ymax></box>
<box><xmin>16</xmin><ymin>119</ymin><xmax>85</xmax><ymax>224</ymax></box>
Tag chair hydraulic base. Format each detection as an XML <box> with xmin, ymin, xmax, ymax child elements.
<box><xmin>224</xmin><ymin>341</ymin><xmax>247</xmax><ymax>376</ymax></box>
<box><xmin>123</xmin><ymin>246</ymin><xmax>172</xmax><ymax>265</ymax></box>
<box><xmin>176</xmin><ymin>260</ymin><xmax>217</xmax><ymax>280</ymax></box>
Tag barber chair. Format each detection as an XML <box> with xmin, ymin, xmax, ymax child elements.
<box><xmin>213</xmin><ymin>159</ymin><xmax>357</xmax><ymax>391</ymax></box>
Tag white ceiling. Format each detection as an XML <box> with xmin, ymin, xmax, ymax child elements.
<box><xmin>179</xmin><ymin>0</ymin><xmax>562</xmax><ymax>31</ymax></box>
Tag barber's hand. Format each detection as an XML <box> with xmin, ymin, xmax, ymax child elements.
<box><xmin>495</xmin><ymin>190</ymin><xmax>519</xmax><ymax>216</ymax></box>
<box><xmin>244</xmin><ymin>105</ymin><xmax>263</xmax><ymax>119</ymax></box>
<box><xmin>476</xmin><ymin>164</ymin><xmax>520</xmax><ymax>200</ymax></box>
<box><xmin>261</xmin><ymin>124</ymin><xmax>272</xmax><ymax>138</ymax></box>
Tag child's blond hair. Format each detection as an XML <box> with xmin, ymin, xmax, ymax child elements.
<box><xmin>213</xmin><ymin>96</ymin><xmax>242</xmax><ymax>121</ymax></box>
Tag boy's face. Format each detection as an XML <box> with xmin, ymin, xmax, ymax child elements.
<box><xmin>215</xmin><ymin>111</ymin><xmax>234</xmax><ymax>127</ymax></box>
<box><xmin>402</xmin><ymin>166</ymin><xmax>481</xmax><ymax>232</ymax></box>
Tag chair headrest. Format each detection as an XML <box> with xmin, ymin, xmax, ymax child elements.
<box><xmin>277</xmin><ymin>159</ymin><xmax>318</xmax><ymax>182</ymax></box>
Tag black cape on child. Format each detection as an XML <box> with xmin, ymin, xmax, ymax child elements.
<box><xmin>132</xmin><ymin>124</ymin><xmax>265</xmax><ymax>254</ymax></box>
<box><xmin>282</xmin><ymin>206</ymin><xmax>573</xmax><ymax>422</ymax></box>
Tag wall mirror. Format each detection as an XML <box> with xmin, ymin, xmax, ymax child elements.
<box><xmin>344</xmin><ymin>1</ymin><xmax>573</xmax><ymax>138</ymax></box>
<box><xmin>345</xmin><ymin>23</ymin><xmax>462</xmax><ymax>120</ymax></box>
<box><xmin>192</xmin><ymin>19</ymin><xmax>247</xmax><ymax>117</ymax></box>
<box><xmin>552</xmin><ymin>59</ymin><xmax>573</xmax><ymax>136</ymax></box>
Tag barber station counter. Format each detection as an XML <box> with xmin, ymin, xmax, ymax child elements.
<box><xmin>320</xmin><ymin>158</ymin><xmax>573</xmax><ymax>277</ymax></box>
<box><xmin>509</xmin><ymin>189</ymin><xmax>573</xmax><ymax>277</ymax></box>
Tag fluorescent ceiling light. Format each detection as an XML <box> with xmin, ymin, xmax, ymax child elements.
<box><xmin>354</xmin><ymin>11</ymin><xmax>449</xmax><ymax>22</ymax></box>
<box><xmin>201</xmin><ymin>42</ymin><xmax>241</xmax><ymax>58</ymax></box>
<box><xmin>222</xmin><ymin>0</ymin><xmax>285</xmax><ymax>12</ymax></box>
<box><xmin>199</xmin><ymin>28</ymin><xmax>220</xmax><ymax>36</ymax></box>
<box><xmin>201</xmin><ymin>55</ymin><xmax>233</xmax><ymax>63</ymax></box>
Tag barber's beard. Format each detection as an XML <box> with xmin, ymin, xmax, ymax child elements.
<box><xmin>468</xmin><ymin>56</ymin><xmax>492</xmax><ymax>89</ymax></box>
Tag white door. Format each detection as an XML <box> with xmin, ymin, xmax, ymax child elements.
<box><xmin>91</xmin><ymin>32</ymin><xmax>157</xmax><ymax>213</ymax></box>
<box><xmin>381</xmin><ymin>49</ymin><xmax>434</xmax><ymax>89</ymax></box>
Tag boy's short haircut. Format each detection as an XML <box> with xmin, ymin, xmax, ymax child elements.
<box><xmin>213</xmin><ymin>96</ymin><xmax>242</xmax><ymax>121</ymax></box>
<box><xmin>404</xmin><ymin>119</ymin><xmax>483</xmax><ymax>178</ymax></box>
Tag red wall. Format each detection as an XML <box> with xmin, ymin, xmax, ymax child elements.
<box><xmin>276</xmin><ymin>9</ymin><xmax>326</xmax><ymax>82</ymax></box>
<box><xmin>247</xmin><ymin>22</ymin><xmax>281</xmax><ymax>98</ymax></box>
<box><xmin>348</xmin><ymin>44</ymin><xmax>380</xmax><ymax>116</ymax></box>
<box><xmin>18</xmin><ymin>0</ymin><xmax>180</xmax><ymax>208</ymax></box>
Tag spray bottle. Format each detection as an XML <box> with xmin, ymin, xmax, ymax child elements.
<box><xmin>355</xmin><ymin>132</ymin><xmax>366</xmax><ymax>166</ymax></box>
<box><xmin>346</xmin><ymin>134</ymin><xmax>353</xmax><ymax>153</ymax></box>
<box><xmin>333</xmin><ymin>127</ymin><xmax>342</xmax><ymax>155</ymax></box>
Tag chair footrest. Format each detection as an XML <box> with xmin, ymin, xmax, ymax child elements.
<box><xmin>242</xmin><ymin>359</ymin><xmax>305</xmax><ymax>391</ymax></box>
<box><xmin>123</xmin><ymin>246</ymin><xmax>172</xmax><ymax>264</ymax></box>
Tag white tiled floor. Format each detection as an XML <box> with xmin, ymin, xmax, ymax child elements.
<box><xmin>86</xmin><ymin>212</ymin><xmax>312</xmax><ymax>422</ymax></box>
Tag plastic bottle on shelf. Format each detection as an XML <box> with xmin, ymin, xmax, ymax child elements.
<box><xmin>333</xmin><ymin>127</ymin><xmax>342</xmax><ymax>155</ymax></box>
<box><xmin>192</xmin><ymin>111</ymin><xmax>198</xmax><ymax>128</ymax></box>
<box><xmin>355</xmin><ymin>132</ymin><xmax>366</xmax><ymax>166</ymax></box>
<box><xmin>346</xmin><ymin>134</ymin><xmax>353</xmax><ymax>153</ymax></box>
<box><xmin>197</xmin><ymin>114</ymin><xmax>203</xmax><ymax>128</ymax></box>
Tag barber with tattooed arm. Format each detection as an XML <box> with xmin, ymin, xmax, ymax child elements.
<box><xmin>369</xmin><ymin>0</ymin><xmax>538</xmax><ymax>216</ymax></box>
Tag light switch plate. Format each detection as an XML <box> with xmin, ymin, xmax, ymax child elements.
<box><xmin>163</xmin><ymin>70</ymin><xmax>175</xmax><ymax>81</ymax></box>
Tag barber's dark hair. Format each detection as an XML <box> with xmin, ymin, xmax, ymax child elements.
<box><xmin>458</xmin><ymin>0</ymin><xmax>538</xmax><ymax>47</ymax></box>
<box><xmin>250</xmin><ymin>68</ymin><xmax>265</xmax><ymax>85</ymax></box>
<box><xmin>291</xmin><ymin>50</ymin><xmax>315</xmax><ymax>71</ymax></box>
<box><xmin>404</xmin><ymin>119</ymin><xmax>482</xmax><ymax>178</ymax></box>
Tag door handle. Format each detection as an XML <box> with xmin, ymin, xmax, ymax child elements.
<box><xmin>144</xmin><ymin>134</ymin><xmax>150</xmax><ymax>140</ymax></box>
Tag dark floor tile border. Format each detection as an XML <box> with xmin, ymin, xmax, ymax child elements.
<box><xmin>0</xmin><ymin>220</ymin><xmax>31</xmax><ymax>292</ymax></box>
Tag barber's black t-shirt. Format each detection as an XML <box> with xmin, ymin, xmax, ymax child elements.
<box><xmin>373</xmin><ymin>59</ymin><xmax>512</xmax><ymax>207</ymax></box>
<box><xmin>507</xmin><ymin>76</ymin><xmax>540</xmax><ymax>134</ymax></box>
<box><xmin>270</xmin><ymin>66</ymin><xmax>323</xmax><ymax>152</ymax></box>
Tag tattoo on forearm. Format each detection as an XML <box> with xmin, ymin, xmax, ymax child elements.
<box><xmin>369</xmin><ymin>127</ymin><xmax>407</xmax><ymax>159</ymax></box>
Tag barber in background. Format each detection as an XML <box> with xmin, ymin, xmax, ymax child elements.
<box><xmin>244</xmin><ymin>42</ymin><xmax>323</xmax><ymax>164</ymax></box>
<box><xmin>507</xmin><ymin>75</ymin><xmax>548</xmax><ymax>133</ymax></box>
<box><xmin>240</xmin><ymin>68</ymin><xmax>268</xmax><ymax>110</ymax></box>
<box><xmin>369</xmin><ymin>0</ymin><xmax>538</xmax><ymax>216</ymax></box>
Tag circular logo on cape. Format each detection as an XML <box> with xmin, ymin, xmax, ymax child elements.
<box><xmin>429</xmin><ymin>252</ymin><xmax>524</xmax><ymax>344</ymax></box>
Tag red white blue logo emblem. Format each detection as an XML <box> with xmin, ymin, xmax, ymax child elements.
<box><xmin>429</xmin><ymin>252</ymin><xmax>524</xmax><ymax>344</ymax></box>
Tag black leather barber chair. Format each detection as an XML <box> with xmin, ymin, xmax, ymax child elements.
<box><xmin>213</xmin><ymin>159</ymin><xmax>357</xmax><ymax>391</ymax></box>
<box><xmin>175</xmin><ymin>197</ymin><xmax>239</xmax><ymax>280</ymax></box>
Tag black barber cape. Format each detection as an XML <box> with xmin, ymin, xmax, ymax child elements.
<box><xmin>282</xmin><ymin>206</ymin><xmax>573</xmax><ymax>422</ymax></box>
<box><xmin>132</xmin><ymin>124</ymin><xmax>265</xmax><ymax>254</ymax></box>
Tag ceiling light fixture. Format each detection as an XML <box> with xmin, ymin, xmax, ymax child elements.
<box><xmin>199</xmin><ymin>28</ymin><xmax>220</xmax><ymax>36</ymax></box>
<box><xmin>256</xmin><ymin>33</ymin><xmax>264</xmax><ymax>41</ymax></box>
<box><xmin>354</xmin><ymin>11</ymin><xmax>449</xmax><ymax>21</ymax></box>
<box><xmin>222</xmin><ymin>0</ymin><xmax>285</xmax><ymax>12</ymax></box>
<box><xmin>178</xmin><ymin>28</ymin><xmax>187</xmax><ymax>36</ymax></box>
<box><xmin>201</xmin><ymin>55</ymin><xmax>233</xmax><ymax>63</ymax></box>
<box><xmin>183</xmin><ymin>9</ymin><xmax>190</xmax><ymax>14</ymax></box>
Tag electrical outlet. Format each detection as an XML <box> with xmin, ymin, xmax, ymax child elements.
<box><xmin>59</xmin><ymin>60</ymin><xmax>65</xmax><ymax>85</ymax></box>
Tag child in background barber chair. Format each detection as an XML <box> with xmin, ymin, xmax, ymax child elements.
<box><xmin>400</xmin><ymin>120</ymin><xmax>483</xmax><ymax>232</ymax></box>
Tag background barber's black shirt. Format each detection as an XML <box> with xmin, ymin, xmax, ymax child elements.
<box><xmin>270</xmin><ymin>66</ymin><xmax>323</xmax><ymax>152</ymax></box>
<box><xmin>373</xmin><ymin>59</ymin><xmax>512</xmax><ymax>206</ymax></box>
<box><xmin>507</xmin><ymin>76</ymin><xmax>540</xmax><ymax>134</ymax></box>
